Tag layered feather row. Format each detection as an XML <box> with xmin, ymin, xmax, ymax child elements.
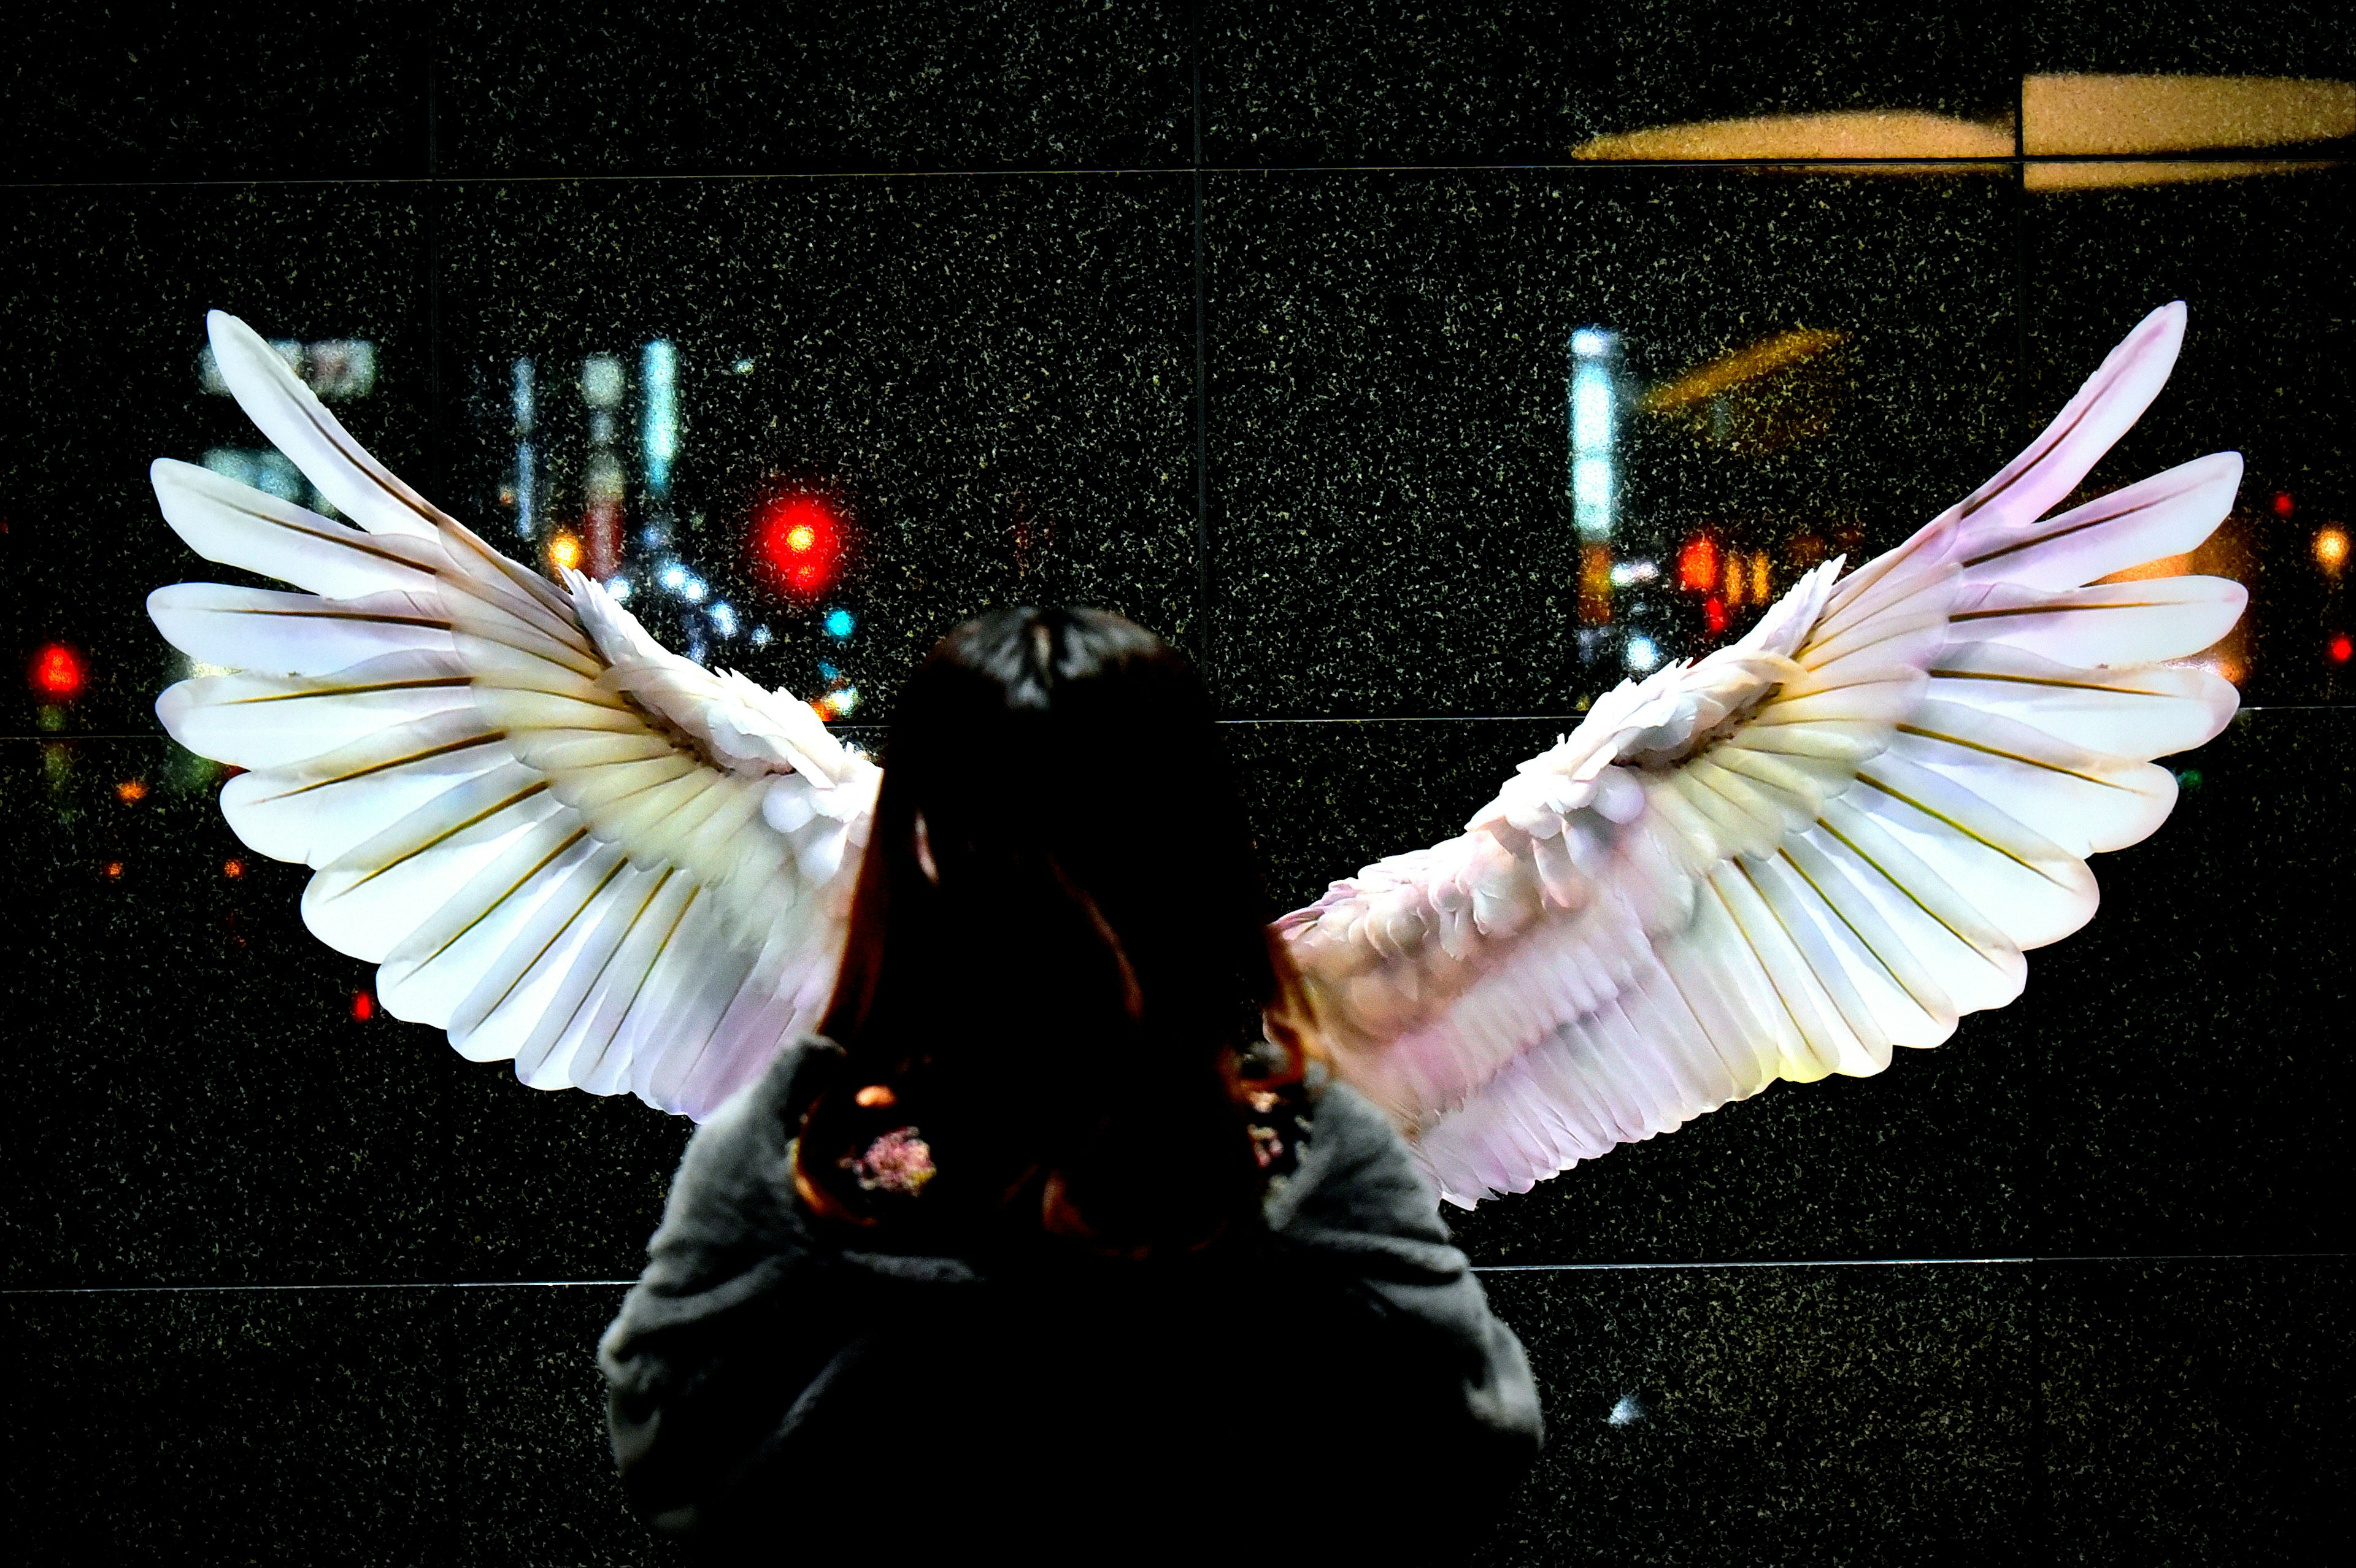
<box><xmin>1280</xmin><ymin>302</ymin><xmax>2245</xmax><ymax>1205</ymax></box>
<box><xmin>149</xmin><ymin>312</ymin><xmax>876</xmax><ymax>1119</ymax></box>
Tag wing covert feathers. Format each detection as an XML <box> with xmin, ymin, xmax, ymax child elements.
<box><xmin>149</xmin><ymin>312</ymin><xmax>878</xmax><ymax>1119</ymax></box>
<box><xmin>1284</xmin><ymin>301</ymin><xmax>2246</xmax><ymax>1204</ymax></box>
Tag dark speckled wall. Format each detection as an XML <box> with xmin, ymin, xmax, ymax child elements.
<box><xmin>4</xmin><ymin>4</ymin><xmax>2349</xmax><ymax>1562</ymax></box>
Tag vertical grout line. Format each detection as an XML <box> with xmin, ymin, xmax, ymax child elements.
<box><xmin>2014</xmin><ymin>34</ymin><xmax>2030</xmax><ymax>428</ymax></box>
<box><xmin>421</xmin><ymin>21</ymin><xmax>462</xmax><ymax>1554</ymax></box>
<box><xmin>2011</xmin><ymin>27</ymin><xmax>2048</xmax><ymax>1557</ymax></box>
<box><xmin>1189</xmin><ymin>2</ymin><xmax>1216</xmax><ymax>689</ymax></box>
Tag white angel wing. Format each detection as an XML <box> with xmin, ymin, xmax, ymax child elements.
<box><xmin>1281</xmin><ymin>302</ymin><xmax>2246</xmax><ymax>1206</ymax></box>
<box><xmin>148</xmin><ymin>310</ymin><xmax>879</xmax><ymax>1119</ymax></box>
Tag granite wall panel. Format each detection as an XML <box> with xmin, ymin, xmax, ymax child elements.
<box><xmin>2026</xmin><ymin>163</ymin><xmax>2352</xmax><ymax>706</ymax></box>
<box><xmin>4</xmin><ymin>736</ymin><xmax>452</xmax><ymax>1289</ymax></box>
<box><xmin>2041</xmin><ymin>1257</ymin><xmax>2352</xmax><ymax>1565</ymax></box>
<box><xmin>4</xmin><ymin>4</ymin><xmax>430</xmax><ymax>183</ymax></box>
<box><xmin>0</xmin><ymin>183</ymin><xmax>433</xmax><ymax>741</ymax></box>
<box><xmin>7</xmin><ymin>1288</ymin><xmax>456</xmax><ymax>1562</ymax></box>
<box><xmin>433</xmin><ymin>0</ymin><xmax>1191</xmax><ymax>176</ymax></box>
<box><xmin>6</xmin><ymin>1</ymin><xmax>2347</xmax><ymax>1561</ymax></box>
<box><xmin>1473</xmin><ymin>1262</ymin><xmax>2036</xmax><ymax>1564</ymax></box>
<box><xmin>432</xmin><ymin>173</ymin><xmax>1199</xmax><ymax>721</ymax></box>
<box><xmin>1199</xmin><ymin>2</ymin><xmax>2017</xmax><ymax>168</ymax></box>
<box><xmin>1201</xmin><ymin>165</ymin><xmax>2019</xmax><ymax>717</ymax></box>
<box><xmin>2028</xmin><ymin>1</ymin><xmax>2356</xmax><ymax>99</ymax></box>
<box><xmin>2028</xmin><ymin>707</ymin><xmax>2354</xmax><ymax>1258</ymax></box>
<box><xmin>454</xmin><ymin>1286</ymin><xmax>674</xmax><ymax>1565</ymax></box>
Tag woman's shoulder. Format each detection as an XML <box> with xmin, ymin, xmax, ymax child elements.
<box><xmin>650</xmin><ymin>1039</ymin><xmax>847</xmax><ymax>1243</ymax></box>
<box><xmin>1261</xmin><ymin>1068</ymin><xmax>1458</xmax><ymax>1259</ymax></box>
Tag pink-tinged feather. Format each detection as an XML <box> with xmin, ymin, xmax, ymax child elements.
<box><xmin>1295</xmin><ymin>301</ymin><xmax>2246</xmax><ymax>1203</ymax></box>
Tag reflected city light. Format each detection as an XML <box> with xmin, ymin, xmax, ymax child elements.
<box><xmin>104</xmin><ymin>861</ymin><xmax>124</xmax><ymax>880</ymax></box>
<box><xmin>1576</xmin><ymin>109</ymin><xmax>2012</xmax><ymax>163</ymax></box>
<box><xmin>1625</xmin><ymin>636</ymin><xmax>1660</xmax><ymax>672</ymax></box>
<box><xmin>548</xmin><ymin>530</ymin><xmax>583</xmax><ymax>572</ymax></box>
<box><xmin>642</xmin><ymin>340</ymin><xmax>679</xmax><ymax>498</ymax></box>
<box><xmin>115</xmin><ymin>780</ymin><xmax>148</xmax><ymax>803</ymax></box>
<box><xmin>31</xmin><ymin>642</ymin><xmax>85</xmax><ymax>700</ymax></box>
<box><xmin>580</xmin><ymin>355</ymin><xmax>625</xmax><ymax>409</ymax></box>
<box><xmin>755</xmin><ymin>491</ymin><xmax>848</xmax><ymax>597</ymax></box>
<box><xmin>352</xmin><ymin>990</ymin><xmax>376</xmax><ymax>1022</ymax></box>
<box><xmin>2314</xmin><ymin>526</ymin><xmax>2349</xmax><ymax>575</ymax></box>
<box><xmin>2274</xmin><ymin>491</ymin><xmax>2298</xmax><ymax>517</ymax></box>
<box><xmin>204</xmin><ymin>447</ymin><xmax>331</xmax><ymax>514</ymax></box>
<box><xmin>201</xmin><ymin>337</ymin><xmax>375</xmax><ymax>400</ymax></box>
<box><xmin>2024</xmin><ymin>74</ymin><xmax>2355</xmax><ymax>156</ymax></box>
<box><xmin>1577</xmin><ymin>542</ymin><xmax>1613</xmax><ymax>625</ymax></box>
<box><xmin>582</xmin><ymin>355</ymin><xmax>628</xmax><ymax>578</ymax></box>
<box><xmin>2328</xmin><ymin>634</ymin><xmax>2352</xmax><ymax>664</ymax></box>
<box><xmin>1568</xmin><ymin>329</ymin><xmax>1619</xmax><ymax>540</ymax></box>
<box><xmin>512</xmin><ymin>358</ymin><xmax>538</xmax><ymax>539</ymax></box>
<box><xmin>606</xmin><ymin>575</ymin><xmax>634</xmax><ymax>602</ymax></box>
<box><xmin>1644</xmin><ymin>327</ymin><xmax>1847</xmax><ymax>455</ymax></box>
<box><xmin>709</xmin><ymin>601</ymin><xmax>739</xmax><ymax>639</ymax></box>
<box><xmin>1677</xmin><ymin>536</ymin><xmax>1719</xmax><ymax>594</ymax></box>
<box><xmin>1571</xmin><ymin>74</ymin><xmax>2351</xmax><ymax>189</ymax></box>
<box><xmin>825</xmin><ymin>608</ymin><xmax>857</xmax><ymax>639</ymax></box>
<box><xmin>223</xmin><ymin>858</ymin><xmax>245</xmax><ymax>879</ymax></box>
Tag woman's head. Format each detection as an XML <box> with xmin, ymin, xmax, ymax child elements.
<box><xmin>804</xmin><ymin>606</ymin><xmax>1305</xmax><ymax>1253</ymax></box>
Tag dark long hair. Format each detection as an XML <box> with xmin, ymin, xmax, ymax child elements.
<box><xmin>795</xmin><ymin>607</ymin><xmax>1309</xmax><ymax>1257</ymax></box>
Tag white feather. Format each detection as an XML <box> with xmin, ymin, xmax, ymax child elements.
<box><xmin>148</xmin><ymin>309</ymin><xmax>881</xmax><ymax>1120</ymax></box>
<box><xmin>1286</xmin><ymin>302</ymin><xmax>2247</xmax><ymax>1204</ymax></box>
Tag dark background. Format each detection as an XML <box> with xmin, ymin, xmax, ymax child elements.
<box><xmin>4</xmin><ymin>4</ymin><xmax>2349</xmax><ymax>1562</ymax></box>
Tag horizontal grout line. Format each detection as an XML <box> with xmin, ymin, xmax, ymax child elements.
<box><xmin>1474</xmin><ymin>1251</ymin><xmax>2352</xmax><ymax>1272</ymax></box>
<box><xmin>3</xmin><ymin>1280</ymin><xmax>642</xmax><ymax>1294</ymax></box>
<box><xmin>5</xmin><ymin>703</ymin><xmax>2341</xmax><ymax>747</ymax></box>
<box><xmin>7</xmin><ymin>1252</ymin><xmax>2346</xmax><ymax>1294</ymax></box>
<box><xmin>3</xmin><ymin>153</ymin><xmax>2344</xmax><ymax>193</ymax></box>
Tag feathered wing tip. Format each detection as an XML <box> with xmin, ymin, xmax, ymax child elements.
<box><xmin>1290</xmin><ymin>301</ymin><xmax>2248</xmax><ymax>1205</ymax></box>
<box><xmin>148</xmin><ymin>311</ymin><xmax>872</xmax><ymax>1120</ymax></box>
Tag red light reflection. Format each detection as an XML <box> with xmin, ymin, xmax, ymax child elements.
<box><xmin>753</xmin><ymin>491</ymin><xmax>847</xmax><ymax>598</ymax></box>
<box><xmin>2330</xmin><ymin>633</ymin><xmax>2352</xmax><ymax>664</ymax></box>
<box><xmin>31</xmin><ymin>642</ymin><xmax>85</xmax><ymax>700</ymax></box>
<box><xmin>1704</xmin><ymin>596</ymin><xmax>1728</xmax><ymax>636</ymax></box>
<box><xmin>1678</xmin><ymin>536</ymin><xmax>1719</xmax><ymax>594</ymax></box>
<box><xmin>352</xmin><ymin>990</ymin><xmax>376</xmax><ymax>1021</ymax></box>
<box><xmin>2273</xmin><ymin>491</ymin><xmax>2296</xmax><ymax>517</ymax></box>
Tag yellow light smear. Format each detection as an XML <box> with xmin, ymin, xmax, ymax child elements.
<box><xmin>2096</xmin><ymin>515</ymin><xmax>2255</xmax><ymax>685</ymax></box>
<box><xmin>1570</xmin><ymin>75</ymin><xmax>2350</xmax><ymax>186</ymax></box>
<box><xmin>1642</xmin><ymin>327</ymin><xmax>1844</xmax><ymax>415</ymax></box>
<box><xmin>1574</xmin><ymin>110</ymin><xmax>2013</xmax><ymax>162</ymax></box>
<box><xmin>2100</xmin><ymin>552</ymin><xmax>2195</xmax><ymax>583</ymax></box>
<box><xmin>2023</xmin><ymin>159</ymin><xmax>2321</xmax><ymax>191</ymax></box>
<box><xmin>2024</xmin><ymin>74</ymin><xmax>2355</xmax><ymax>155</ymax></box>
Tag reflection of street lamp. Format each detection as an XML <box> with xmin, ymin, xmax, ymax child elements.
<box><xmin>642</xmin><ymin>340</ymin><xmax>677</xmax><ymax>499</ymax></box>
<box><xmin>511</xmin><ymin>358</ymin><xmax>537</xmax><ymax>539</ymax></box>
<box><xmin>581</xmin><ymin>354</ymin><xmax>626</xmax><ymax>580</ymax></box>
<box><xmin>1569</xmin><ymin>329</ymin><xmax>1618</xmax><ymax>542</ymax></box>
<box><xmin>2314</xmin><ymin>525</ymin><xmax>2348</xmax><ymax>577</ymax></box>
<box><xmin>1569</xmin><ymin>328</ymin><xmax>1620</xmax><ymax>663</ymax></box>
